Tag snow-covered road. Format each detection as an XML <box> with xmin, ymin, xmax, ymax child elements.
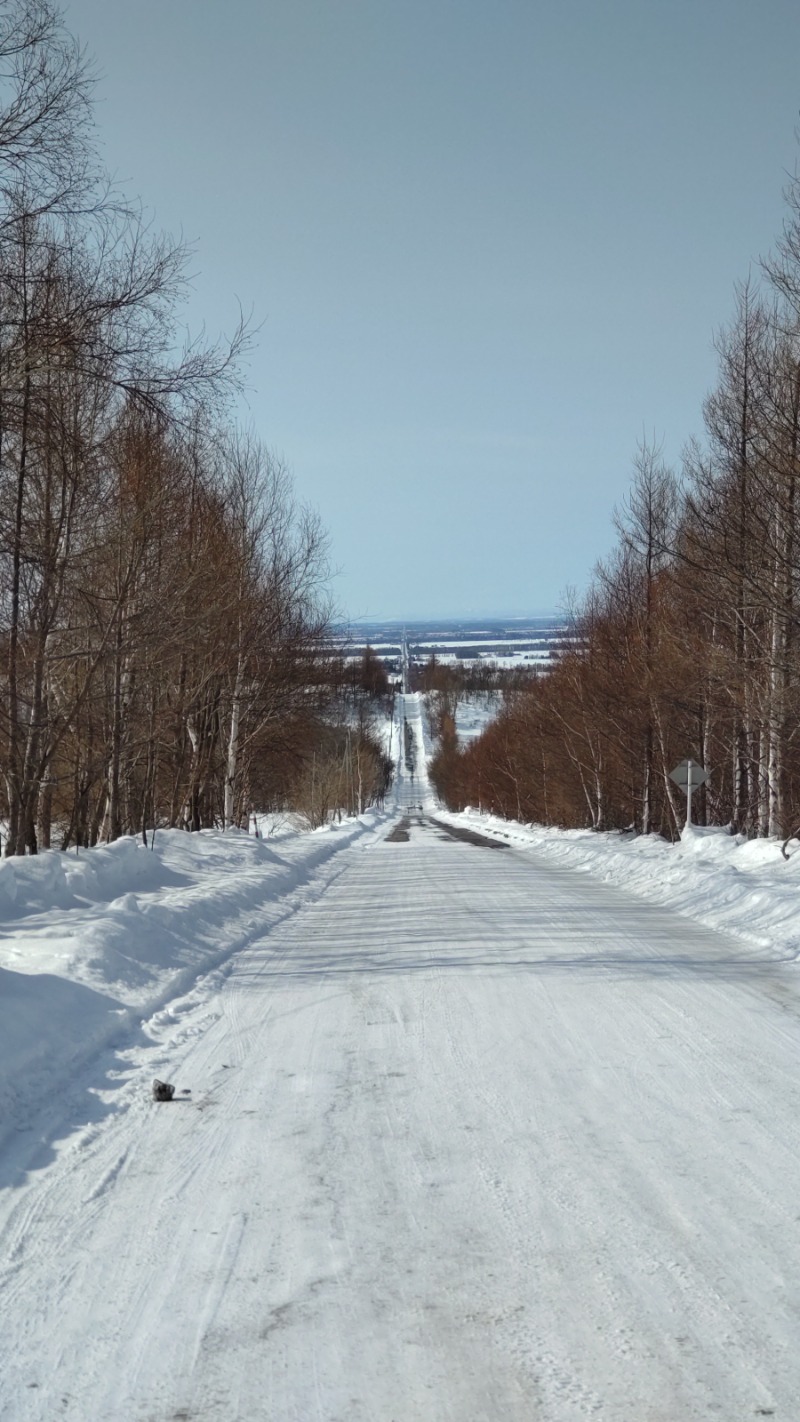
<box><xmin>3</xmin><ymin>781</ymin><xmax>800</xmax><ymax>1418</ymax></box>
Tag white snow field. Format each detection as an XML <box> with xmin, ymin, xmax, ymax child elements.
<box><xmin>2</xmin><ymin>695</ymin><xmax>800</xmax><ymax>1419</ymax></box>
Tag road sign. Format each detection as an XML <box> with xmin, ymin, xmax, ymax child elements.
<box><xmin>669</xmin><ymin>759</ymin><xmax>708</xmax><ymax>790</ymax></box>
<box><xmin>669</xmin><ymin>758</ymin><xmax>708</xmax><ymax>828</ymax></box>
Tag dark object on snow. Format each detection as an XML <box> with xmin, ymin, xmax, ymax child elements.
<box><xmin>152</xmin><ymin>1079</ymin><xmax>176</xmax><ymax>1101</ymax></box>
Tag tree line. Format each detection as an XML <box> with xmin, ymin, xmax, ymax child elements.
<box><xmin>412</xmin><ymin>653</ymin><xmax>541</xmax><ymax>699</ymax></box>
<box><xmin>432</xmin><ymin>147</ymin><xmax>800</xmax><ymax>841</ymax></box>
<box><xmin>0</xmin><ymin>1</ymin><xmax>391</xmax><ymax>853</ymax></box>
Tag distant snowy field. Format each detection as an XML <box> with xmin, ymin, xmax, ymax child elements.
<box><xmin>454</xmin><ymin>692</ymin><xmax>502</xmax><ymax>741</ymax></box>
<box><xmin>344</xmin><ymin>614</ymin><xmax>566</xmax><ymax>673</ymax></box>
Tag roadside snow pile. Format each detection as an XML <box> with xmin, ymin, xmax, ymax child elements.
<box><xmin>0</xmin><ymin>815</ymin><xmax>384</xmax><ymax>1147</ymax></box>
<box><xmin>443</xmin><ymin>810</ymin><xmax>800</xmax><ymax>963</ymax></box>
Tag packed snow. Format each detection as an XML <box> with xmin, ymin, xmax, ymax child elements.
<box><xmin>2</xmin><ymin>695</ymin><xmax>800</xmax><ymax>1419</ymax></box>
<box><xmin>442</xmin><ymin>810</ymin><xmax>800</xmax><ymax>966</ymax></box>
<box><xmin>0</xmin><ymin>815</ymin><xmax>385</xmax><ymax>1156</ymax></box>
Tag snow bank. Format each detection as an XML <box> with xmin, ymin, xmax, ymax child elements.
<box><xmin>0</xmin><ymin>816</ymin><xmax>385</xmax><ymax>1146</ymax></box>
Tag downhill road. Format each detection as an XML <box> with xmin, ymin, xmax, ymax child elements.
<box><xmin>2</xmin><ymin>697</ymin><xmax>800</xmax><ymax>1420</ymax></box>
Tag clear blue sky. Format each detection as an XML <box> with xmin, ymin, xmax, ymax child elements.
<box><xmin>63</xmin><ymin>0</ymin><xmax>800</xmax><ymax>621</ymax></box>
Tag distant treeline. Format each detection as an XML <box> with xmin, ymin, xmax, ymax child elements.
<box><xmin>411</xmin><ymin>655</ymin><xmax>541</xmax><ymax>697</ymax></box>
<box><xmin>432</xmin><ymin>146</ymin><xmax>800</xmax><ymax>841</ymax></box>
<box><xmin>0</xmin><ymin>2</ymin><xmax>391</xmax><ymax>853</ymax></box>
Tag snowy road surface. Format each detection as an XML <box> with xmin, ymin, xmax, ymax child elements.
<box><xmin>3</xmin><ymin>796</ymin><xmax>800</xmax><ymax>1413</ymax></box>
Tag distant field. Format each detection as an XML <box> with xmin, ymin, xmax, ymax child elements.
<box><xmin>341</xmin><ymin>616</ymin><xmax>568</xmax><ymax>670</ymax></box>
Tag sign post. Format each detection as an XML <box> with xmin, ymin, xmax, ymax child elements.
<box><xmin>669</xmin><ymin>758</ymin><xmax>709</xmax><ymax>829</ymax></box>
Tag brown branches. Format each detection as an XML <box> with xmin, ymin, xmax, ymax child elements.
<box><xmin>0</xmin><ymin>2</ymin><xmax>342</xmax><ymax>853</ymax></box>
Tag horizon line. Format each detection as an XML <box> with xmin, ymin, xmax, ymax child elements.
<box><xmin>342</xmin><ymin>610</ymin><xmax>561</xmax><ymax>625</ymax></box>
